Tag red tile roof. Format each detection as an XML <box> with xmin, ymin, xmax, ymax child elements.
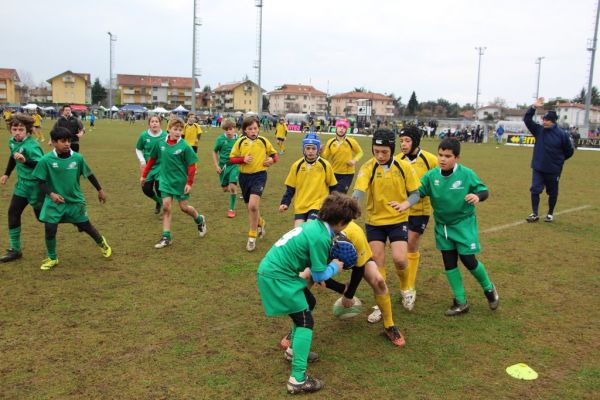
<box><xmin>213</xmin><ymin>82</ymin><xmax>245</xmax><ymax>92</ymax></box>
<box><xmin>268</xmin><ymin>84</ymin><xmax>326</xmax><ymax>96</ymax></box>
<box><xmin>0</xmin><ymin>68</ymin><xmax>20</xmax><ymax>81</ymax></box>
<box><xmin>331</xmin><ymin>91</ymin><xmax>393</xmax><ymax>101</ymax></box>
<box><xmin>117</xmin><ymin>74</ymin><xmax>199</xmax><ymax>88</ymax></box>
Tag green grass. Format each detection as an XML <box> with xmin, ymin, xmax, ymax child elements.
<box><xmin>0</xmin><ymin>120</ymin><xmax>599</xmax><ymax>399</ymax></box>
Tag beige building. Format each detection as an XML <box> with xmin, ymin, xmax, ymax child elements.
<box><xmin>28</xmin><ymin>87</ymin><xmax>53</xmax><ymax>103</ymax></box>
<box><xmin>0</xmin><ymin>68</ymin><xmax>24</xmax><ymax>105</ymax></box>
<box><xmin>47</xmin><ymin>71</ymin><xmax>91</xmax><ymax>105</ymax></box>
<box><xmin>117</xmin><ymin>74</ymin><xmax>199</xmax><ymax>108</ymax></box>
<box><xmin>330</xmin><ymin>91</ymin><xmax>394</xmax><ymax>117</ymax></box>
<box><xmin>212</xmin><ymin>80</ymin><xmax>262</xmax><ymax>113</ymax></box>
<box><xmin>267</xmin><ymin>84</ymin><xmax>327</xmax><ymax>115</ymax></box>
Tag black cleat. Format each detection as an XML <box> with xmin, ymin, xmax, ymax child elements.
<box><xmin>154</xmin><ymin>203</ymin><xmax>162</xmax><ymax>215</ymax></box>
<box><xmin>0</xmin><ymin>248</ymin><xmax>23</xmax><ymax>263</ymax></box>
<box><xmin>287</xmin><ymin>375</ymin><xmax>324</xmax><ymax>395</ymax></box>
<box><xmin>484</xmin><ymin>284</ymin><xmax>500</xmax><ymax>310</ymax></box>
<box><xmin>526</xmin><ymin>213</ymin><xmax>539</xmax><ymax>223</ymax></box>
<box><xmin>445</xmin><ymin>299</ymin><xmax>470</xmax><ymax>316</ymax></box>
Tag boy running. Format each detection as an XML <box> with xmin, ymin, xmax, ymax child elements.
<box><xmin>211</xmin><ymin>119</ymin><xmax>239</xmax><ymax>218</ymax></box>
<box><xmin>410</xmin><ymin>138</ymin><xmax>499</xmax><ymax>315</ymax></box>
<box><xmin>397</xmin><ymin>125</ymin><xmax>438</xmax><ymax>310</ymax></box>
<box><xmin>182</xmin><ymin>113</ymin><xmax>203</xmax><ymax>154</ymax></box>
<box><xmin>141</xmin><ymin>118</ymin><xmax>207</xmax><ymax>249</ymax></box>
<box><xmin>279</xmin><ymin>134</ymin><xmax>337</xmax><ymax>227</ymax></box>
<box><xmin>321</xmin><ymin>119</ymin><xmax>363</xmax><ymax>193</ymax></box>
<box><xmin>275</xmin><ymin>117</ymin><xmax>288</xmax><ymax>154</ymax></box>
<box><xmin>258</xmin><ymin>192</ymin><xmax>360</xmax><ymax>394</ymax></box>
<box><xmin>0</xmin><ymin>114</ymin><xmax>44</xmax><ymax>262</ymax></box>
<box><xmin>32</xmin><ymin>109</ymin><xmax>44</xmax><ymax>142</ymax></box>
<box><xmin>229</xmin><ymin>116</ymin><xmax>278</xmax><ymax>252</ymax></box>
<box><xmin>135</xmin><ymin>116</ymin><xmax>167</xmax><ymax>214</ymax></box>
<box><xmin>32</xmin><ymin>127</ymin><xmax>112</xmax><ymax>270</ymax></box>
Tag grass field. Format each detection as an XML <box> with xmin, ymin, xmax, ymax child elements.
<box><xmin>0</xmin><ymin>119</ymin><xmax>599</xmax><ymax>399</ymax></box>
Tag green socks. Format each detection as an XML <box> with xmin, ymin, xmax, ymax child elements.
<box><xmin>290</xmin><ymin>327</ymin><xmax>313</xmax><ymax>382</ymax></box>
<box><xmin>470</xmin><ymin>262</ymin><xmax>493</xmax><ymax>291</ymax></box>
<box><xmin>445</xmin><ymin>268</ymin><xmax>467</xmax><ymax>304</ymax></box>
<box><xmin>229</xmin><ymin>193</ymin><xmax>237</xmax><ymax>211</ymax></box>
<box><xmin>162</xmin><ymin>231</ymin><xmax>172</xmax><ymax>239</ymax></box>
<box><xmin>45</xmin><ymin>238</ymin><xmax>57</xmax><ymax>260</ymax></box>
<box><xmin>194</xmin><ymin>215</ymin><xmax>204</xmax><ymax>225</ymax></box>
<box><xmin>9</xmin><ymin>227</ymin><xmax>21</xmax><ymax>251</ymax></box>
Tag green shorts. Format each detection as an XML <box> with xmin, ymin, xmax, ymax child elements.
<box><xmin>14</xmin><ymin>179</ymin><xmax>42</xmax><ymax>209</ymax></box>
<box><xmin>40</xmin><ymin>199</ymin><xmax>89</xmax><ymax>224</ymax></box>
<box><xmin>257</xmin><ymin>274</ymin><xmax>309</xmax><ymax>317</ymax></box>
<box><xmin>219</xmin><ymin>164</ymin><xmax>239</xmax><ymax>187</ymax></box>
<box><xmin>434</xmin><ymin>215</ymin><xmax>481</xmax><ymax>255</ymax></box>
<box><xmin>161</xmin><ymin>191</ymin><xmax>190</xmax><ymax>201</ymax></box>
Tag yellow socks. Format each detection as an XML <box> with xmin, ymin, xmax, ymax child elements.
<box><xmin>258</xmin><ymin>217</ymin><xmax>265</xmax><ymax>228</ymax></box>
<box><xmin>249</xmin><ymin>230</ymin><xmax>258</xmax><ymax>238</ymax></box>
<box><xmin>406</xmin><ymin>252</ymin><xmax>420</xmax><ymax>290</ymax></box>
<box><xmin>396</xmin><ymin>264</ymin><xmax>409</xmax><ymax>291</ymax></box>
<box><xmin>375</xmin><ymin>294</ymin><xmax>395</xmax><ymax>328</ymax></box>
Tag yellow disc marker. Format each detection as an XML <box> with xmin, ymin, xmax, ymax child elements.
<box><xmin>506</xmin><ymin>363</ymin><xmax>538</xmax><ymax>380</ymax></box>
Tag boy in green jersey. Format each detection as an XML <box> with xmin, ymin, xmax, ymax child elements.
<box><xmin>257</xmin><ymin>192</ymin><xmax>361</xmax><ymax>394</ymax></box>
<box><xmin>211</xmin><ymin>119</ymin><xmax>239</xmax><ymax>218</ymax></box>
<box><xmin>141</xmin><ymin>118</ymin><xmax>206</xmax><ymax>249</ymax></box>
<box><xmin>32</xmin><ymin>127</ymin><xmax>112</xmax><ymax>271</ymax></box>
<box><xmin>404</xmin><ymin>138</ymin><xmax>499</xmax><ymax>315</ymax></box>
<box><xmin>0</xmin><ymin>114</ymin><xmax>44</xmax><ymax>262</ymax></box>
<box><xmin>135</xmin><ymin>115</ymin><xmax>167</xmax><ymax>214</ymax></box>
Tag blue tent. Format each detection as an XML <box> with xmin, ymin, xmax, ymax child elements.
<box><xmin>120</xmin><ymin>104</ymin><xmax>147</xmax><ymax>113</ymax></box>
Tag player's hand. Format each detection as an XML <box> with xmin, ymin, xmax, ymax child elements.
<box><xmin>98</xmin><ymin>189</ymin><xmax>106</xmax><ymax>204</ymax></box>
<box><xmin>13</xmin><ymin>153</ymin><xmax>26</xmax><ymax>163</ymax></box>
<box><xmin>243</xmin><ymin>155</ymin><xmax>253</xmax><ymax>164</ymax></box>
<box><xmin>263</xmin><ymin>157</ymin><xmax>274</xmax><ymax>167</ymax></box>
<box><xmin>389</xmin><ymin>200</ymin><xmax>410</xmax><ymax>212</ymax></box>
<box><xmin>533</xmin><ymin>97</ymin><xmax>544</xmax><ymax>108</ymax></box>
<box><xmin>279</xmin><ymin>204</ymin><xmax>288</xmax><ymax>213</ymax></box>
<box><xmin>50</xmin><ymin>192</ymin><xmax>65</xmax><ymax>204</ymax></box>
<box><xmin>140</xmin><ymin>176</ymin><xmax>146</xmax><ymax>185</ymax></box>
<box><xmin>298</xmin><ymin>267</ymin><xmax>311</xmax><ymax>280</ymax></box>
<box><xmin>465</xmin><ymin>193</ymin><xmax>479</xmax><ymax>204</ymax></box>
<box><xmin>346</xmin><ymin>159</ymin><xmax>356</xmax><ymax>166</ymax></box>
<box><xmin>0</xmin><ymin>175</ymin><xmax>8</xmax><ymax>185</ymax></box>
<box><xmin>184</xmin><ymin>184</ymin><xmax>192</xmax><ymax>194</ymax></box>
<box><xmin>139</xmin><ymin>164</ymin><xmax>146</xmax><ymax>175</ymax></box>
<box><xmin>215</xmin><ymin>165</ymin><xmax>222</xmax><ymax>174</ymax></box>
<box><xmin>332</xmin><ymin>259</ymin><xmax>344</xmax><ymax>273</ymax></box>
<box><xmin>341</xmin><ymin>296</ymin><xmax>355</xmax><ymax>308</ymax></box>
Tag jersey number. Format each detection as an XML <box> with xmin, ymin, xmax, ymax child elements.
<box><xmin>274</xmin><ymin>227</ymin><xmax>303</xmax><ymax>247</ymax></box>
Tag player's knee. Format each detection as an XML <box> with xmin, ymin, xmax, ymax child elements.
<box><xmin>459</xmin><ymin>254</ymin><xmax>478</xmax><ymax>270</ymax></box>
<box><xmin>247</xmin><ymin>203</ymin><xmax>259</xmax><ymax>213</ymax></box>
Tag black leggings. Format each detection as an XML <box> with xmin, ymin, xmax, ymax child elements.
<box><xmin>142</xmin><ymin>179</ymin><xmax>161</xmax><ymax>201</ymax></box>
<box><xmin>288</xmin><ymin>288</ymin><xmax>316</xmax><ymax>329</ymax></box>
<box><xmin>45</xmin><ymin>221</ymin><xmax>102</xmax><ymax>243</ymax></box>
<box><xmin>441</xmin><ymin>250</ymin><xmax>478</xmax><ymax>271</ymax></box>
<box><xmin>8</xmin><ymin>195</ymin><xmax>41</xmax><ymax>229</ymax></box>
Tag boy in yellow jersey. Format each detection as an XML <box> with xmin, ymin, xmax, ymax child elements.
<box><xmin>182</xmin><ymin>113</ymin><xmax>203</xmax><ymax>153</ymax></box>
<box><xmin>229</xmin><ymin>116</ymin><xmax>278</xmax><ymax>252</ymax></box>
<box><xmin>279</xmin><ymin>134</ymin><xmax>337</xmax><ymax>227</ymax></box>
<box><xmin>3</xmin><ymin>109</ymin><xmax>13</xmax><ymax>130</ymax></box>
<box><xmin>32</xmin><ymin>110</ymin><xmax>44</xmax><ymax>142</ymax></box>
<box><xmin>351</xmin><ymin>129</ymin><xmax>420</xmax><ymax>324</ymax></box>
<box><xmin>275</xmin><ymin>117</ymin><xmax>288</xmax><ymax>154</ymax></box>
<box><xmin>397</xmin><ymin>125</ymin><xmax>438</xmax><ymax>311</ymax></box>
<box><xmin>320</xmin><ymin>119</ymin><xmax>363</xmax><ymax>193</ymax></box>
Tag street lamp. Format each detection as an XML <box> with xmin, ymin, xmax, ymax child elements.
<box><xmin>474</xmin><ymin>46</ymin><xmax>486</xmax><ymax>121</ymax></box>
<box><xmin>534</xmin><ymin>56</ymin><xmax>545</xmax><ymax>99</ymax></box>
<box><xmin>107</xmin><ymin>32</ymin><xmax>117</xmax><ymax>115</ymax></box>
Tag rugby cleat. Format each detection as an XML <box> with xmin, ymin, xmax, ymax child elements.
<box><xmin>154</xmin><ymin>236</ymin><xmax>172</xmax><ymax>249</ymax></box>
<box><xmin>286</xmin><ymin>375</ymin><xmax>324</xmax><ymax>395</ymax></box>
<box><xmin>384</xmin><ymin>325</ymin><xmax>406</xmax><ymax>347</ymax></box>
<box><xmin>40</xmin><ymin>258</ymin><xmax>59</xmax><ymax>271</ymax></box>
<box><xmin>445</xmin><ymin>299</ymin><xmax>470</xmax><ymax>316</ymax></box>
<box><xmin>227</xmin><ymin>210</ymin><xmax>236</xmax><ymax>218</ymax></box>
<box><xmin>484</xmin><ymin>284</ymin><xmax>500</xmax><ymax>310</ymax></box>
<box><xmin>367</xmin><ymin>305</ymin><xmax>382</xmax><ymax>324</ymax></box>
<box><xmin>401</xmin><ymin>289</ymin><xmax>416</xmax><ymax>311</ymax></box>
<box><xmin>0</xmin><ymin>248</ymin><xmax>23</xmax><ymax>263</ymax></box>
<box><xmin>246</xmin><ymin>237</ymin><xmax>256</xmax><ymax>252</ymax></box>
<box><xmin>284</xmin><ymin>348</ymin><xmax>319</xmax><ymax>363</ymax></box>
<box><xmin>100</xmin><ymin>236</ymin><xmax>112</xmax><ymax>258</ymax></box>
<box><xmin>526</xmin><ymin>213</ymin><xmax>539</xmax><ymax>223</ymax></box>
<box><xmin>544</xmin><ymin>214</ymin><xmax>554</xmax><ymax>223</ymax></box>
<box><xmin>197</xmin><ymin>215</ymin><xmax>207</xmax><ymax>237</ymax></box>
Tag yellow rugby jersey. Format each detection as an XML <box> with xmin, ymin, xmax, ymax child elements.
<box><xmin>284</xmin><ymin>157</ymin><xmax>337</xmax><ymax>214</ymax></box>
<box><xmin>399</xmin><ymin>149</ymin><xmax>438</xmax><ymax>216</ymax></box>
<box><xmin>183</xmin><ymin>123</ymin><xmax>203</xmax><ymax>146</ymax></box>
<box><xmin>32</xmin><ymin>114</ymin><xmax>42</xmax><ymax>127</ymax></box>
<box><xmin>321</xmin><ymin>136</ymin><xmax>364</xmax><ymax>174</ymax></box>
<box><xmin>341</xmin><ymin>221</ymin><xmax>372</xmax><ymax>268</ymax></box>
<box><xmin>230</xmin><ymin>135</ymin><xmax>277</xmax><ymax>174</ymax></box>
<box><xmin>354</xmin><ymin>156</ymin><xmax>420</xmax><ymax>226</ymax></box>
<box><xmin>275</xmin><ymin>123</ymin><xmax>287</xmax><ymax>139</ymax></box>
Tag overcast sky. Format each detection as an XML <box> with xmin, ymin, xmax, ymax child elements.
<box><xmin>5</xmin><ymin>0</ymin><xmax>599</xmax><ymax>106</ymax></box>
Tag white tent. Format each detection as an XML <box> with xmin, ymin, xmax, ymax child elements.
<box><xmin>150</xmin><ymin>106</ymin><xmax>169</xmax><ymax>113</ymax></box>
<box><xmin>171</xmin><ymin>105</ymin><xmax>189</xmax><ymax>113</ymax></box>
<box><xmin>42</xmin><ymin>106</ymin><xmax>55</xmax><ymax>111</ymax></box>
<box><xmin>22</xmin><ymin>103</ymin><xmax>39</xmax><ymax>110</ymax></box>
<box><xmin>110</xmin><ymin>106</ymin><xmax>119</xmax><ymax>111</ymax></box>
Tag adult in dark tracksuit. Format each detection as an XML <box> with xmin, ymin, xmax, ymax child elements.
<box><xmin>523</xmin><ymin>98</ymin><xmax>574</xmax><ymax>223</ymax></box>
<box><xmin>53</xmin><ymin>105</ymin><xmax>83</xmax><ymax>152</ymax></box>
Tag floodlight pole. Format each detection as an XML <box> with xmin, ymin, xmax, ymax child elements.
<box><xmin>192</xmin><ymin>0</ymin><xmax>201</xmax><ymax>114</ymax></box>
<box><xmin>534</xmin><ymin>56</ymin><xmax>545</xmax><ymax>99</ymax></box>
<box><xmin>107</xmin><ymin>32</ymin><xmax>117</xmax><ymax>114</ymax></box>
<box><xmin>584</xmin><ymin>0</ymin><xmax>600</xmax><ymax>137</ymax></box>
<box><xmin>255</xmin><ymin>0</ymin><xmax>263</xmax><ymax>114</ymax></box>
<box><xmin>474</xmin><ymin>46</ymin><xmax>486</xmax><ymax>122</ymax></box>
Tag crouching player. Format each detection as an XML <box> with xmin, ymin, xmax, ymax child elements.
<box><xmin>0</xmin><ymin>114</ymin><xmax>44</xmax><ymax>262</ymax></box>
<box><xmin>279</xmin><ymin>134</ymin><xmax>337</xmax><ymax>227</ymax></box>
<box><xmin>402</xmin><ymin>138</ymin><xmax>499</xmax><ymax>315</ymax></box>
<box><xmin>257</xmin><ymin>192</ymin><xmax>360</xmax><ymax>394</ymax></box>
<box><xmin>32</xmin><ymin>127</ymin><xmax>111</xmax><ymax>270</ymax></box>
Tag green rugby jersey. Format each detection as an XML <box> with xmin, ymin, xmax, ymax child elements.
<box><xmin>149</xmin><ymin>137</ymin><xmax>198</xmax><ymax>195</ymax></box>
<box><xmin>258</xmin><ymin>219</ymin><xmax>332</xmax><ymax>280</ymax></box>
<box><xmin>419</xmin><ymin>164</ymin><xmax>487</xmax><ymax>226</ymax></box>
<box><xmin>136</xmin><ymin>129</ymin><xmax>167</xmax><ymax>162</ymax></box>
<box><xmin>213</xmin><ymin>133</ymin><xmax>238</xmax><ymax>167</ymax></box>
<box><xmin>33</xmin><ymin>150</ymin><xmax>93</xmax><ymax>203</ymax></box>
<box><xmin>9</xmin><ymin>136</ymin><xmax>44</xmax><ymax>180</ymax></box>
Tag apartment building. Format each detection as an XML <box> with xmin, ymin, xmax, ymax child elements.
<box><xmin>212</xmin><ymin>80</ymin><xmax>261</xmax><ymax>113</ymax></box>
<box><xmin>330</xmin><ymin>91</ymin><xmax>394</xmax><ymax>117</ymax></box>
<box><xmin>267</xmin><ymin>84</ymin><xmax>327</xmax><ymax>115</ymax></box>
<box><xmin>47</xmin><ymin>70</ymin><xmax>91</xmax><ymax>105</ymax></box>
<box><xmin>0</xmin><ymin>68</ymin><xmax>23</xmax><ymax>104</ymax></box>
<box><xmin>117</xmin><ymin>74</ymin><xmax>199</xmax><ymax>108</ymax></box>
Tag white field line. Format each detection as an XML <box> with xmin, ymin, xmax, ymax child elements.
<box><xmin>481</xmin><ymin>204</ymin><xmax>592</xmax><ymax>234</ymax></box>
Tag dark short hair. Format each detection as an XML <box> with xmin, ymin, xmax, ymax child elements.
<box><xmin>60</xmin><ymin>105</ymin><xmax>71</xmax><ymax>113</ymax></box>
<box><xmin>50</xmin><ymin>127</ymin><xmax>72</xmax><ymax>141</ymax></box>
<box><xmin>7</xmin><ymin>113</ymin><xmax>34</xmax><ymax>133</ymax></box>
<box><xmin>242</xmin><ymin>116</ymin><xmax>259</xmax><ymax>132</ymax></box>
<box><xmin>438</xmin><ymin>137</ymin><xmax>461</xmax><ymax>156</ymax></box>
<box><xmin>317</xmin><ymin>192</ymin><xmax>361</xmax><ymax>225</ymax></box>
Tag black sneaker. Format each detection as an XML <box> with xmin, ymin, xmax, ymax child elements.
<box><xmin>526</xmin><ymin>213</ymin><xmax>539</xmax><ymax>223</ymax></box>
<box><xmin>484</xmin><ymin>284</ymin><xmax>499</xmax><ymax>310</ymax></box>
<box><xmin>154</xmin><ymin>236</ymin><xmax>172</xmax><ymax>249</ymax></box>
<box><xmin>286</xmin><ymin>375</ymin><xmax>324</xmax><ymax>395</ymax></box>
<box><xmin>0</xmin><ymin>248</ymin><xmax>22</xmax><ymax>263</ymax></box>
<box><xmin>154</xmin><ymin>202</ymin><xmax>162</xmax><ymax>215</ymax></box>
<box><xmin>445</xmin><ymin>299</ymin><xmax>470</xmax><ymax>316</ymax></box>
